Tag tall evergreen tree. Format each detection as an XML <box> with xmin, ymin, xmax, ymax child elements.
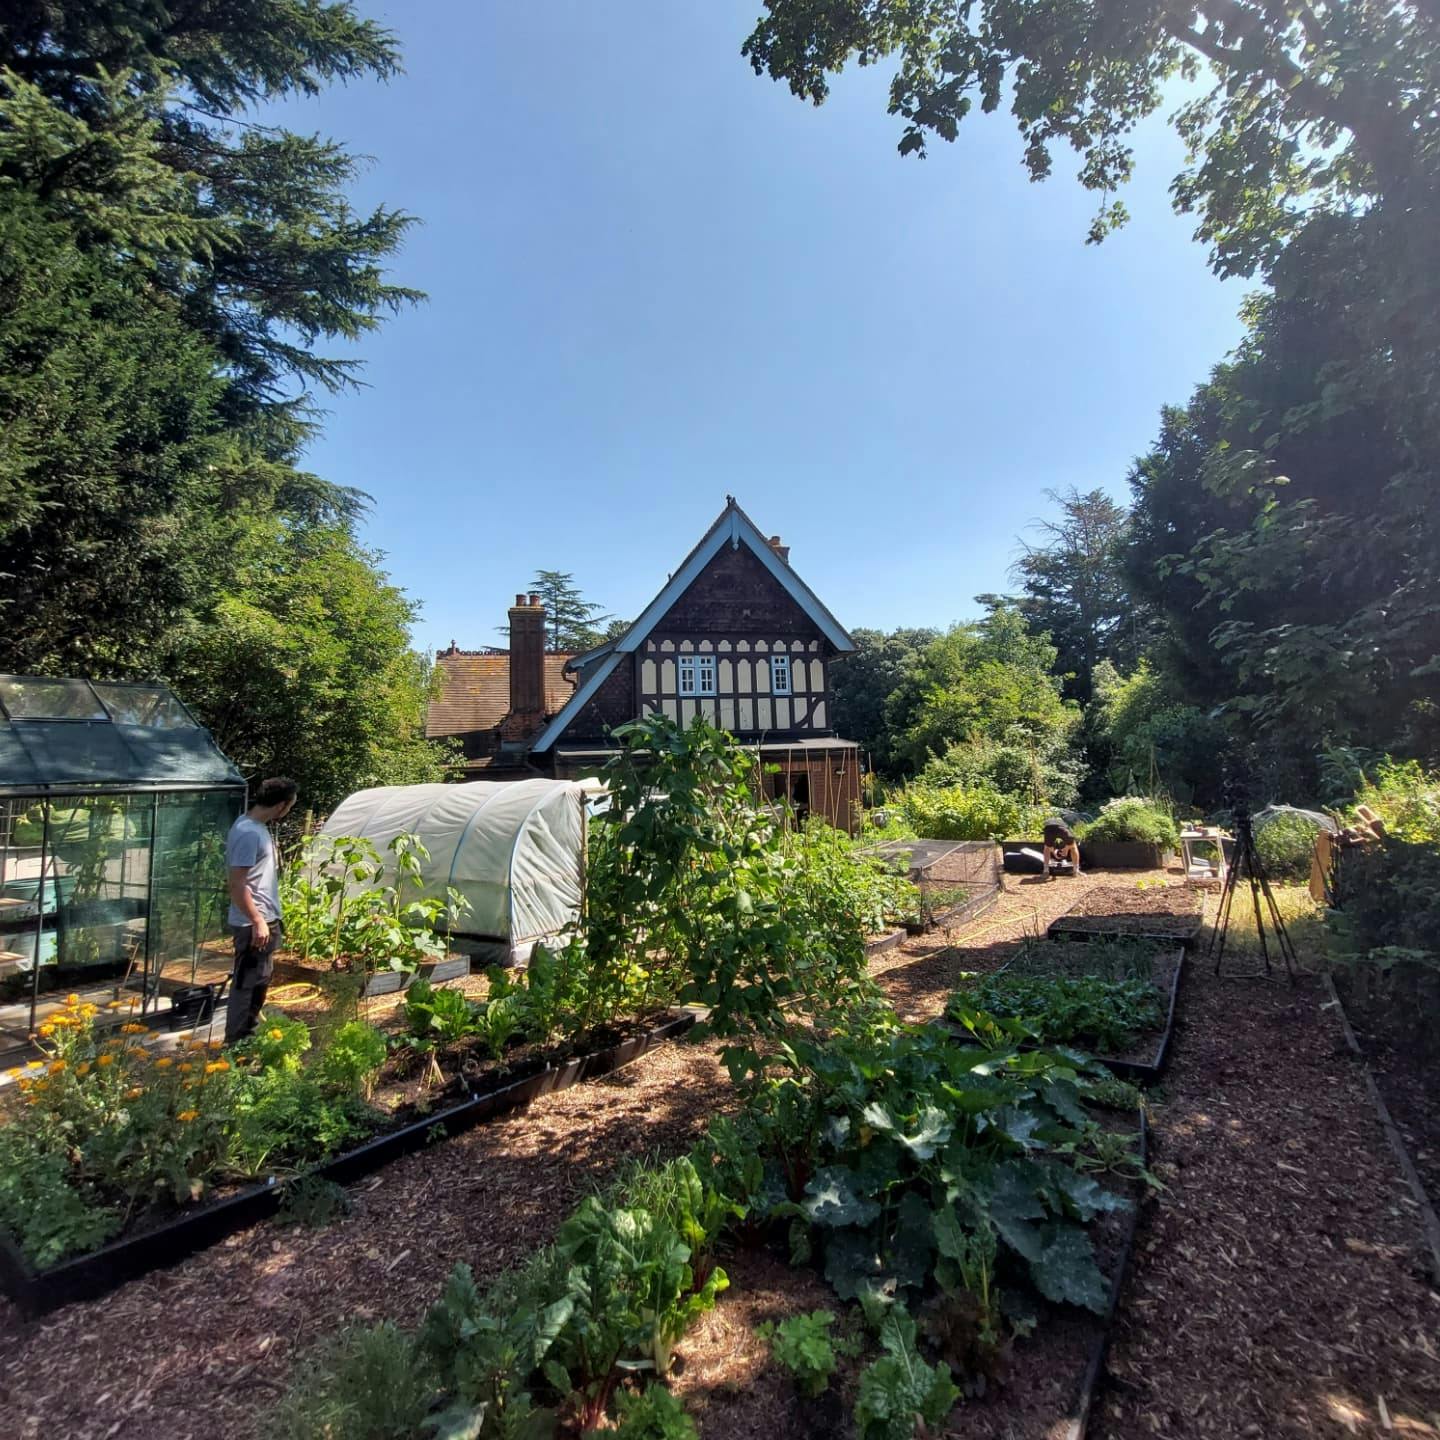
<box><xmin>530</xmin><ymin>571</ymin><xmax>612</xmax><ymax>652</ymax></box>
<box><xmin>1012</xmin><ymin>488</ymin><xmax>1148</xmax><ymax>705</ymax></box>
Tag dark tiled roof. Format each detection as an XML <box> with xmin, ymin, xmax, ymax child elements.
<box><xmin>427</xmin><ymin>652</ymin><xmax>577</xmax><ymax>737</ymax></box>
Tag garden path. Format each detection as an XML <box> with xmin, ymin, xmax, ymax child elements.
<box><xmin>0</xmin><ymin>1034</ymin><xmax>733</xmax><ymax>1440</ymax></box>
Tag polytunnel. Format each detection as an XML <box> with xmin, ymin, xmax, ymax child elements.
<box><xmin>319</xmin><ymin>779</ymin><xmax>587</xmax><ymax>959</ymax></box>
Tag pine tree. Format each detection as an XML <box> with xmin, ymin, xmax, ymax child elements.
<box><xmin>530</xmin><ymin>572</ymin><xmax>613</xmax><ymax>652</ymax></box>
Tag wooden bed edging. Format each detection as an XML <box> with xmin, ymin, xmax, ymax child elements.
<box><xmin>0</xmin><ymin>1011</ymin><xmax>698</xmax><ymax>1316</ymax></box>
<box><xmin>1322</xmin><ymin>972</ymin><xmax>1440</xmax><ymax>1284</ymax></box>
<box><xmin>1063</xmin><ymin>1109</ymin><xmax>1149</xmax><ymax>1440</ymax></box>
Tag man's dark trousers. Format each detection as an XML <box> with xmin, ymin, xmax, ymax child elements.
<box><xmin>226</xmin><ymin>921</ymin><xmax>282</xmax><ymax>1043</ymax></box>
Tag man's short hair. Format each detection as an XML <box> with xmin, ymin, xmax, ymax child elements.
<box><xmin>254</xmin><ymin>777</ymin><xmax>298</xmax><ymax>808</ymax></box>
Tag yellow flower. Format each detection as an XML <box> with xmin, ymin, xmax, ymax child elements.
<box><xmin>267</xmin><ymin>1028</ymin><xmax>285</xmax><ymax>1042</ymax></box>
<box><xmin>203</xmin><ymin>1060</ymin><xmax>230</xmax><ymax>1076</ymax></box>
<box><xmin>37</xmin><ymin>1023</ymin><xmax>54</xmax><ymax>1038</ymax></box>
<box><xmin>65</xmin><ymin>993</ymin><xmax>80</xmax><ymax>1008</ymax></box>
<box><xmin>96</xmin><ymin>1053</ymin><xmax>115</xmax><ymax>1068</ymax></box>
<box><xmin>4</xmin><ymin>1066</ymin><xmax>19</xmax><ymax>1078</ymax></box>
<box><xmin>79</xmin><ymin>1004</ymin><xmax>97</xmax><ymax>1018</ymax></box>
<box><xmin>154</xmin><ymin>1057</ymin><xmax>174</xmax><ymax>1070</ymax></box>
<box><xmin>176</xmin><ymin>1109</ymin><xmax>199</xmax><ymax>1123</ymax></box>
<box><xmin>75</xmin><ymin>1061</ymin><xmax>92</xmax><ymax>1076</ymax></box>
<box><xmin>25</xmin><ymin>1060</ymin><xmax>42</xmax><ymax>1071</ymax></box>
<box><xmin>189</xmin><ymin>1041</ymin><xmax>208</xmax><ymax>1053</ymax></box>
<box><xmin>47</xmin><ymin>1060</ymin><xmax>66</xmax><ymax>1075</ymax></box>
<box><xmin>121</xmin><ymin>1023</ymin><xmax>148</xmax><ymax>1035</ymax></box>
<box><xmin>105</xmin><ymin>999</ymin><xmax>124</xmax><ymax>1010</ymax></box>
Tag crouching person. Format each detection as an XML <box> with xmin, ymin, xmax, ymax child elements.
<box><xmin>225</xmin><ymin>777</ymin><xmax>298</xmax><ymax>1044</ymax></box>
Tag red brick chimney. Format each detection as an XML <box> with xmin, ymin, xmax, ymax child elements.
<box><xmin>508</xmin><ymin>592</ymin><xmax>546</xmax><ymax>722</ymax></box>
<box><xmin>768</xmin><ymin>535</ymin><xmax>790</xmax><ymax>563</ymax></box>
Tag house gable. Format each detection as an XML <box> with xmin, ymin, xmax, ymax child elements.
<box><xmin>531</xmin><ymin>500</ymin><xmax>852</xmax><ymax>754</ymax></box>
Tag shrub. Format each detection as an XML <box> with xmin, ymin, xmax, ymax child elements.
<box><xmin>899</xmin><ymin>782</ymin><xmax>1041</xmax><ymax>841</ymax></box>
<box><xmin>1079</xmin><ymin>797</ymin><xmax>1179</xmax><ymax>849</ymax></box>
<box><xmin>1352</xmin><ymin>758</ymin><xmax>1440</xmax><ymax>845</ymax></box>
<box><xmin>1253</xmin><ymin>811</ymin><xmax>1325</xmax><ymax>879</ymax></box>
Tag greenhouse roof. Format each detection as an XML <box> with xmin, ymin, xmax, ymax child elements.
<box><xmin>0</xmin><ymin>676</ymin><xmax>245</xmax><ymax>794</ymax></box>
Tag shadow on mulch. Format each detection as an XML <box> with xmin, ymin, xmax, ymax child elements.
<box><xmin>1096</xmin><ymin>949</ymin><xmax>1440</xmax><ymax>1440</ymax></box>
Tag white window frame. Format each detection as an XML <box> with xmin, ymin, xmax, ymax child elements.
<box><xmin>770</xmin><ymin>654</ymin><xmax>792</xmax><ymax>695</ymax></box>
<box><xmin>678</xmin><ymin>655</ymin><xmax>716</xmax><ymax>696</ymax></box>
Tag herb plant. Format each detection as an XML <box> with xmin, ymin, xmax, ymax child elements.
<box><xmin>757</xmin><ymin>1309</ymin><xmax>857</xmax><ymax>1397</ymax></box>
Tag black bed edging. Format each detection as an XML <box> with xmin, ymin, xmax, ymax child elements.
<box><xmin>1062</xmin><ymin>1109</ymin><xmax>1149</xmax><ymax>1440</ymax></box>
<box><xmin>0</xmin><ymin>1011</ymin><xmax>698</xmax><ymax>1316</ymax></box>
<box><xmin>1047</xmin><ymin>916</ymin><xmax>1204</xmax><ymax>951</ymax></box>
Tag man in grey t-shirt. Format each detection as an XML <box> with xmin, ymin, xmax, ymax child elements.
<box><xmin>225</xmin><ymin>777</ymin><xmax>298</xmax><ymax>1043</ymax></box>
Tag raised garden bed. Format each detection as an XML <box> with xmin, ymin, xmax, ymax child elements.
<box><xmin>676</xmin><ymin>1109</ymin><xmax>1148</xmax><ymax>1440</ymax></box>
<box><xmin>864</xmin><ymin>928</ymin><xmax>906</xmax><ymax>958</ymax></box>
<box><xmin>0</xmin><ymin>1010</ymin><xmax>697</xmax><ymax>1315</ymax></box>
<box><xmin>945</xmin><ymin>945</ymin><xmax>1184</xmax><ymax>1083</ymax></box>
<box><xmin>1078</xmin><ymin>840</ymin><xmax>1175</xmax><ymax>871</ymax></box>
<box><xmin>1048</xmin><ymin>885</ymin><xmax>1205</xmax><ymax>948</ymax></box>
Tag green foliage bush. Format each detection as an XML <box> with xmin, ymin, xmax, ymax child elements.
<box><xmin>899</xmin><ymin>782</ymin><xmax>1041</xmax><ymax>841</ymax></box>
<box><xmin>1253</xmin><ymin>812</ymin><xmax>1325</xmax><ymax>880</ymax></box>
<box><xmin>1352</xmin><ymin>758</ymin><xmax>1440</xmax><ymax>845</ymax></box>
<box><xmin>1079</xmin><ymin>797</ymin><xmax>1178</xmax><ymax>849</ymax></box>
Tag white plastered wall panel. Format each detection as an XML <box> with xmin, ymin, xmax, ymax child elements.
<box><xmin>320</xmin><ymin>779</ymin><xmax>585</xmax><ymax>946</ymax></box>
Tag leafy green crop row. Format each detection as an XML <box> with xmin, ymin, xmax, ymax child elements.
<box><xmin>949</xmin><ymin>972</ymin><xmax>1163</xmax><ymax>1053</ymax></box>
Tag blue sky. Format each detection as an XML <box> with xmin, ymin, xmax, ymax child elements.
<box><xmin>263</xmin><ymin>2</ymin><xmax>1247</xmax><ymax>655</ymax></box>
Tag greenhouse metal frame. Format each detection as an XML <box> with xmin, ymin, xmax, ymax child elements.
<box><xmin>0</xmin><ymin>676</ymin><xmax>246</xmax><ymax>1050</ymax></box>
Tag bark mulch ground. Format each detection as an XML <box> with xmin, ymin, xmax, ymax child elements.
<box><xmin>1098</xmin><ymin>940</ymin><xmax>1440</xmax><ymax>1439</ymax></box>
<box><xmin>0</xmin><ymin>1036</ymin><xmax>734</xmax><ymax>1440</ymax></box>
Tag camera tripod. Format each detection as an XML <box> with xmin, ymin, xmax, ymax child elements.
<box><xmin>1208</xmin><ymin>807</ymin><xmax>1299</xmax><ymax>982</ymax></box>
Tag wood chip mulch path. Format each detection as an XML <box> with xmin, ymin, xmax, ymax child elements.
<box><xmin>0</xmin><ymin>1037</ymin><xmax>734</xmax><ymax>1440</ymax></box>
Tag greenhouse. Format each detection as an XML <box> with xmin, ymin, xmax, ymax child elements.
<box><xmin>0</xmin><ymin>676</ymin><xmax>246</xmax><ymax>1053</ymax></box>
<box><xmin>319</xmin><ymin>778</ymin><xmax>589</xmax><ymax>961</ymax></box>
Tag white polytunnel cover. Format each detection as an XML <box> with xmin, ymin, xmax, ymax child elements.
<box><xmin>319</xmin><ymin>779</ymin><xmax>587</xmax><ymax>945</ymax></box>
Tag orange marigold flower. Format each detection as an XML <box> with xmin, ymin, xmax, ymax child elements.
<box><xmin>154</xmin><ymin>1057</ymin><xmax>174</xmax><ymax>1070</ymax></box>
<box><xmin>105</xmin><ymin>999</ymin><xmax>124</xmax><ymax>1010</ymax></box>
<box><xmin>208</xmin><ymin>1040</ymin><xmax>223</xmax><ymax>1050</ymax></box>
<box><xmin>37</xmin><ymin>1023</ymin><xmax>54</xmax><ymax>1038</ymax></box>
<box><xmin>47</xmin><ymin>1060</ymin><xmax>66</xmax><ymax>1075</ymax></box>
<box><xmin>203</xmin><ymin>1060</ymin><xmax>230</xmax><ymax>1075</ymax></box>
<box><xmin>121</xmin><ymin>1023</ymin><xmax>148</xmax><ymax>1035</ymax></box>
<box><xmin>124</xmin><ymin>1086</ymin><xmax>143</xmax><ymax>1100</ymax></box>
<box><xmin>79</xmin><ymin>1004</ymin><xmax>97</xmax><ymax>1018</ymax></box>
<box><xmin>176</xmin><ymin>1109</ymin><xmax>199</xmax><ymax>1123</ymax></box>
<box><xmin>75</xmin><ymin>1061</ymin><xmax>92</xmax><ymax>1076</ymax></box>
<box><xmin>178</xmin><ymin>1062</ymin><xmax>194</xmax><ymax>1074</ymax></box>
<box><xmin>65</xmin><ymin>993</ymin><xmax>80</xmax><ymax>1007</ymax></box>
<box><xmin>96</xmin><ymin>1053</ymin><xmax>115</xmax><ymax>1067</ymax></box>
